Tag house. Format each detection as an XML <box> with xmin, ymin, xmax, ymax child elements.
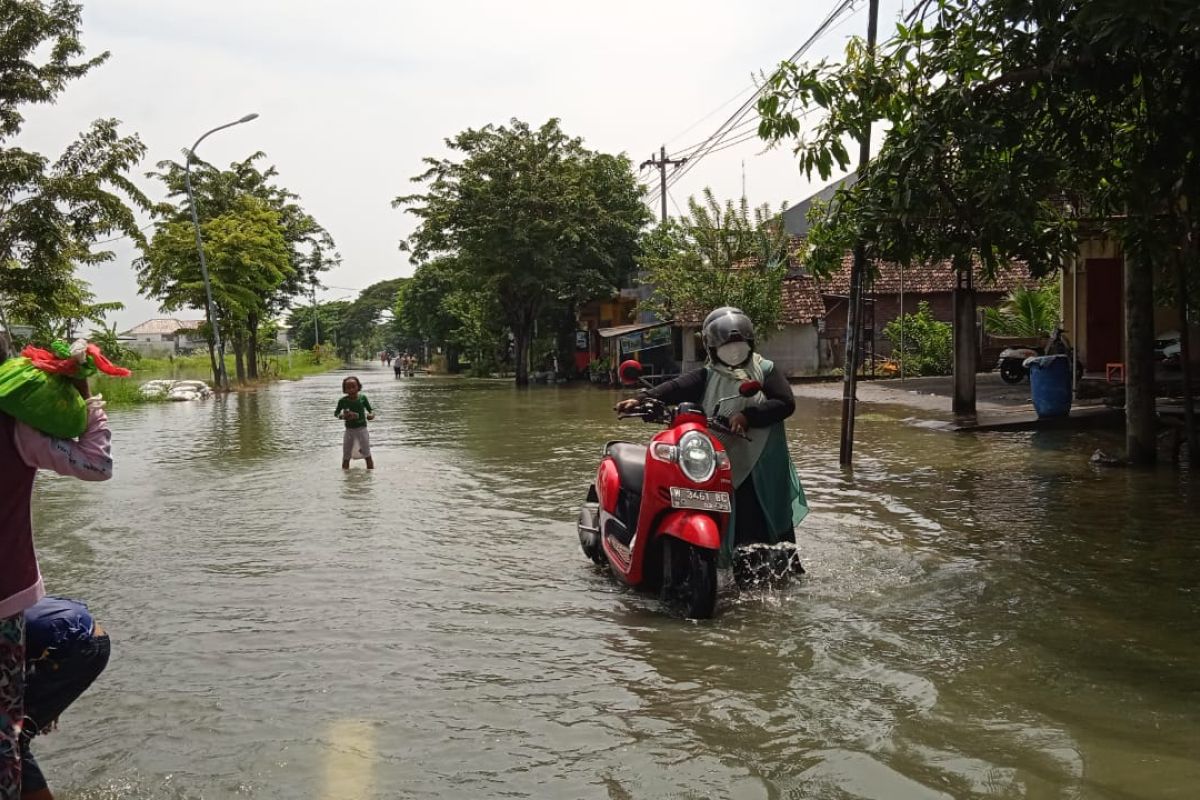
<box><xmin>121</xmin><ymin>318</ymin><xmax>206</xmax><ymax>356</ymax></box>
<box><xmin>813</xmin><ymin>253</ymin><xmax>1033</xmax><ymax>370</ymax></box>
<box><xmin>675</xmin><ymin>274</ymin><xmax>827</xmax><ymax>376</ymax></box>
<box><xmin>577</xmin><ymin>291</ymin><xmax>682</xmax><ymax>379</ymax></box>
<box><xmin>672</xmin><ymin>249</ymin><xmax>1031</xmax><ymax>379</ymax></box>
<box><xmin>1061</xmin><ymin>238</ymin><xmax>1198</xmax><ymax>379</ymax></box>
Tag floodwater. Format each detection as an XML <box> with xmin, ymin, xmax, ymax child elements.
<box><xmin>29</xmin><ymin>365</ymin><xmax>1200</xmax><ymax>799</ymax></box>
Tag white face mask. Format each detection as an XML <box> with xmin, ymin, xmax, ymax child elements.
<box><xmin>716</xmin><ymin>342</ymin><xmax>751</xmax><ymax>366</ymax></box>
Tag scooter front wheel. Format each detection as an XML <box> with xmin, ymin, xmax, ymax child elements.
<box><xmin>999</xmin><ymin>362</ymin><xmax>1026</xmax><ymax>384</ymax></box>
<box><xmin>661</xmin><ymin>538</ymin><xmax>718</xmax><ymax>619</ymax></box>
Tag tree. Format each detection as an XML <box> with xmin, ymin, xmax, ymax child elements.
<box><xmin>983</xmin><ymin>284</ymin><xmax>1061</xmax><ymax>338</ymax></box>
<box><xmin>137</xmin><ymin>195</ymin><xmax>293</xmax><ymax>382</ymax></box>
<box><xmin>757</xmin><ymin>0</ymin><xmax>1200</xmax><ymax>464</ymax></box>
<box><xmin>288</xmin><ymin>300</ymin><xmax>350</xmax><ymax>351</ymax></box>
<box><xmin>336</xmin><ymin>278</ymin><xmax>406</xmax><ymax>360</ymax></box>
<box><xmin>145</xmin><ymin>152</ymin><xmax>338</xmax><ymax>379</ymax></box>
<box><xmin>0</xmin><ymin>1</ymin><xmax>149</xmax><ymax>341</ymax></box>
<box><xmin>396</xmin><ymin>118</ymin><xmax>650</xmax><ymax>385</ymax></box>
<box><xmin>637</xmin><ymin>189</ymin><xmax>792</xmax><ymax>336</ymax></box>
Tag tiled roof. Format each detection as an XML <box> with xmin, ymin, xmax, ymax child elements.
<box><xmin>660</xmin><ymin>241</ymin><xmax>1031</xmax><ymax>329</ymax></box>
<box><xmin>122</xmin><ymin>318</ymin><xmax>205</xmax><ymax>335</ymax></box>
<box><xmin>781</xmin><ymin>276</ymin><xmax>826</xmax><ymax>323</ymax></box>
<box><xmin>813</xmin><ymin>249</ymin><xmax>1033</xmax><ymax>296</ymax></box>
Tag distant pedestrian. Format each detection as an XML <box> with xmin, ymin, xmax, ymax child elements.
<box><xmin>334</xmin><ymin>376</ymin><xmax>374</xmax><ymax>470</ymax></box>
<box><xmin>20</xmin><ymin>596</ymin><xmax>111</xmax><ymax>800</ymax></box>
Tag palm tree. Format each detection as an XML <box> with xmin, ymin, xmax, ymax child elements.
<box><xmin>984</xmin><ymin>284</ymin><xmax>1060</xmax><ymax>337</ymax></box>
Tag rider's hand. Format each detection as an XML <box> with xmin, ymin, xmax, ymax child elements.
<box><xmin>615</xmin><ymin>398</ymin><xmax>642</xmax><ymax>413</ymax></box>
<box><xmin>728</xmin><ymin>412</ymin><xmax>748</xmax><ymax>435</ymax></box>
<box><xmin>367</xmin><ymin>413</ymin><xmax>375</xmax><ymax>421</ymax></box>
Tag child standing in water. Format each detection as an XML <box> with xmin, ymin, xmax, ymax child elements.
<box><xmin>335</xmin><ymin>376</ymin><xmax>375</xmax><ymax>470</ymax></box>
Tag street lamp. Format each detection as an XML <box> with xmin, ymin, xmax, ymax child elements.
<box><xmin>184</xmin><ymin>112</ymin><xmax>259</xmax><ymax>391</ymax></box>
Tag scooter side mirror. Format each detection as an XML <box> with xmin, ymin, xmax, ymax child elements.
<box><xmin>618</xmin><ymin>359</ymin><xmax>643</xmax><ymax>386</ymax></box>
<box><xmin>738</xmin><ymin>380</ymin><xmax>762</xmax><ymax>397</ymax></box>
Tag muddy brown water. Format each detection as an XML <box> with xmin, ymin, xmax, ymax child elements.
<box><xmin>28</xmin><ymin>365</ymin><xmax>1200</xmax><ymax>799</ymax></box>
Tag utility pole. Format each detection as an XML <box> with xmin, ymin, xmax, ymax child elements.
<box><xmin>838</xmin><ymin>0</ymin><xmax>880</xmax><ymax>467</ymax></box>
<box><xmin>641</xmin><ymin>145</ymin><xmax>687</xmax><ymax>223</ymax></box>
<box><xmin>310</xmin><ymin>281</ymin><xmax>321</xmax><ymax>348</ymax></box>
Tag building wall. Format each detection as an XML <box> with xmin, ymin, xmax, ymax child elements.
<box><xmin>1061</xmin><ymin>240</ymin><xmax>1195</xmax><ymax>370</ymax></box>
<box><xmin>128</xmin><ymin>336</ymin><xmax>176</xmax><ymax>356</ymax></box>
<box><xmin>680</xmin><ymin>323</ymin><xmax>820</xmax><ymax>377</ymax></box>
<box><xmin>758</xmin><ymin>324</ymin><xmax>820</xmax><ymax>377</ymax></box>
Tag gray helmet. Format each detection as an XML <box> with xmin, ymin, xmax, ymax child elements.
<box><xmin>702</xmin><ymin>306</ymin><xmax>755</xmax><ymax>350</ymax></box>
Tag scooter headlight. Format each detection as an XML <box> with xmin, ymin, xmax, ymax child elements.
<box><xmin>677</xmin><ymin>431</ymin><xmax>716</xmax><ymax>483</ymax></box>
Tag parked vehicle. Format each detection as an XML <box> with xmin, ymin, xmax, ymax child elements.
<box><xmin>996</xmin><ymin>327</ymin><xmax>1082</xmax><ymax>384</ymax></box>
<box><xmin>1155</xmin><ymin>331</ymin><xmax>1182</xmax><ymax>369</ymax></box>
<box><xmin>576</xmin><ymin>360</ymin><xmax>759</xmax><ymax>618</ymax></box>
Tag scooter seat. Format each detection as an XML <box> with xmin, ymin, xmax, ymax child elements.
<box><xmin>606</xmin><ymin>441</ymin><xmax>647</xmax><ymax>493</ymax></box>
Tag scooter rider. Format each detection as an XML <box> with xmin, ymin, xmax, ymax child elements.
<box><xmin>615</xmin><ymin>307</ymin><xmax>808</xmax><ymax>564</ymax></box>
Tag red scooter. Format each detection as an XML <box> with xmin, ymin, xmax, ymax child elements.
<box><xmin>576</xmin><ymin>360</ymin><xmax>760</xmax><ymax>618</ymax></box>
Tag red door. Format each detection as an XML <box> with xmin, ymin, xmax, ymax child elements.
<box><xmin>1085</xmin><ymin>258</ymin><xmax>1123</xmax><ymax>372</ymax></box>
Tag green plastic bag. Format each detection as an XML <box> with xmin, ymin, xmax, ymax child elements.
<box><xmin>0</xmin><ymin>340</ymin><xmax>130</xmax><ymax>439</ymax></box>
<box><xmin>0</xmin><ymin>357</ymin><xmax>87</xmax><ymax>439</ymax></box>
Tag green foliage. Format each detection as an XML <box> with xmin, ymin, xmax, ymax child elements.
<box><xmin>755</xmin><ymin>0</ymin><xmax>1200</xmax><ymax>284</ymax></box>
<box><xmin>140</xmin><ymin>152</ymin><xmax>338</xmax><ymax>380</ymax></box>
<box><xmin>396</xmin><ymin>118</ymin><xmax>650</xmax><ymax>384</ymax></box>
<box><xmin>336</xmin><ymin>278</ymin><xmax>406</xmax><ymax>360</ymax></box>
<box><xmin>395</xmin><ymin>256</ymin><xmax>504</xmax><ymax>372</ymax></box>
<box><xmin>287</xmin><ymin>300</ymin><xmax>349</xmax><ymax>351</ymax></box>
<box><xmin>636</xmin><ymin>189</ymin><xmax>792</xmax><ymax>336</ymax></box>
<box><xmin>138</xmin><ymin>195</ymin><xmax>293</xmax><ymax>334</ymax></box>
<box><xmin>87</xmin><ymin>321</ymin><xmax>140</xmax><ymax>366</ymax></box>
<box><xmin>984</xmin><ymin>283</ymin><xmax>1061</xmax><ymax>337</ymax></box>
<box><xmin>0</xmin><ymin>2</ymin><xmax>148</xmax><ymax>335</ymax></box>
<box><xmin>882</xmin><ymin>302</ymin><xmax>952</xmax><ymax>376</ymax></box>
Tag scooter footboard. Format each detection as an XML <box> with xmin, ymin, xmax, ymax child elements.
<box><xmin>657</xmin><ymin>511</ymin><xmax>722</xmax><ymax>551</ymax></box>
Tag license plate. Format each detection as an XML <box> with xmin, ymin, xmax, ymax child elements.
<box><xmin>670</xmin><ymin>487</ymin><xmax>731</xmax><ymax>512</ymax></box>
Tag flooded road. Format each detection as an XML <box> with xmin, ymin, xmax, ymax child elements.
<box><xmin>30</xmin><ymin>365</ymin><xmax>1200</xmax><ymax>799</ymax></box>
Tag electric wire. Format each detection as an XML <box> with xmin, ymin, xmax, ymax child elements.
<box><xmin>663</xmin><ymin>0</ymin><xmax>862</xmax><ymax>192</ymax></box>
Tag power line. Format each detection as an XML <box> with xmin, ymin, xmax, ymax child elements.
<box><xmin>668</xmin><ymin>114</ymin><xmax>762</xmax><ymax>159</ymax></box>
<box><xmin>664</xmin><ymin>0</ymin><xmax>861</xmax><ymax>193</ymax></box>
<box><xmin>667</xmin><ymin>189</ymin><xmax>686</xmax><ymax>219</ymax></box>
<box><xmin>662</xmin><ymin>84</ymin><xmax>759</xmax><ymax>150</ymax></box>
<box><xmin>92</xmin><ymin>221</ymin><xmax>156</xmax><ymax>246</ymax></box>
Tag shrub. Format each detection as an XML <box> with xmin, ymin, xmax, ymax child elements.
<box><xmin>882</xmin><ymin>302</ymin><xmax>952</xmax><ymax>376</ymax></box>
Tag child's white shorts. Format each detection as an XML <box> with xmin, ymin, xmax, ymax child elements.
<box><xmin>343</xmin><ymin>428</ymin><xmax>372</xmax><ymax>460</ymax></box>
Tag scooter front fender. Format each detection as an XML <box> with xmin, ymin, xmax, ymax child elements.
<box><xmin>657</xmin><ymin>510</ymin><xmax>722</xmax><ymax>551</ymax></box>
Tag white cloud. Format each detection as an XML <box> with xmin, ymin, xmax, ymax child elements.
<box><xmin>15</xmin><ymin>0</ymin><xmax>905</xmax><ymax>331</ymax></box>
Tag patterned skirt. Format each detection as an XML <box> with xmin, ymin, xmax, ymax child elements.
<box><xmin>0</xmin><ymin>613</ymin><xmax>24</xmax><ymax>800</ymax></box>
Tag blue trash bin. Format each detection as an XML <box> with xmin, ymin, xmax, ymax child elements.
<box><xmin>1026</xmin><ymin>354</ymin><xmax>1072</xmax><ymax>418</ymax></box>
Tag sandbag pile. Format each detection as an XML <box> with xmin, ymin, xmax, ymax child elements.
<box><xmin>139</xmin><ymin>379</ymin><xmax>212</xmax><ymax>402</ymax></box>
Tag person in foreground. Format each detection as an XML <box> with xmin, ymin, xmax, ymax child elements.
<box><xmin>0</xmin><ymin>342</ymin><xmax>113</xmax><ymax>800</ymax></box>
<box><xmin>19</xmin><ymin>596</ymin><xmax>111</xmax><ymax>800</ymax></box>
<box><xmin>335</xmin><ymin>376</ymin><xmax>375</xmax><ymax>469</ymax></box>
<box><xmin>616</xmin><ymin>307</ymin><xmax>808</xmax><ymax>571</ymax></box>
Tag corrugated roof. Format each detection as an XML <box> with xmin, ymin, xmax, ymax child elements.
<box><xmin>122</xmin><ymin>318</ymin><xmax>205</xmax><ymax>335</ymax></box>
<box><xmin>597</xmin><ymin>322</ymin><xmax>671</xmax><ymax>339</ymax></box>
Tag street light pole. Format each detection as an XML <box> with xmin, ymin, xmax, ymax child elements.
<box><xmin>184</xmin><ymin>112</ymin><xmax>259</xmax><ymax>391</ymax></box>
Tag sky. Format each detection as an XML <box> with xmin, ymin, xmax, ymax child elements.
<box><xmin>18</xmin><ymin>0</ymin><xmax>909</xmax><ymax>331</ymax></box>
